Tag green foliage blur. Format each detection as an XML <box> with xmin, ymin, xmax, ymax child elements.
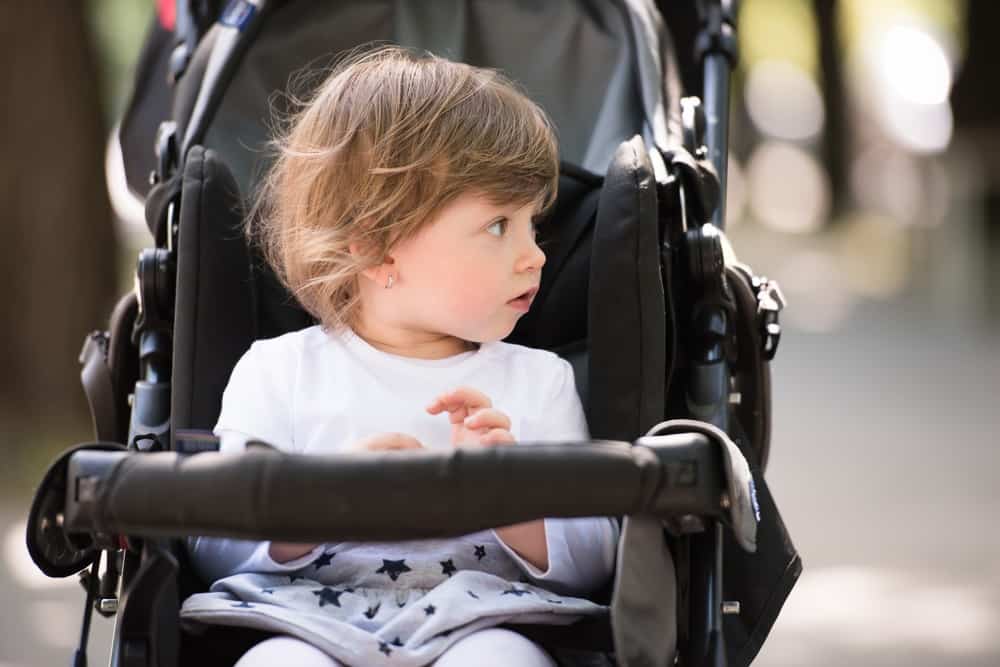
<box><xmin>87</xmin><ymin>0</ymin><xmax>154</xmax><ymax>124</ymax></box>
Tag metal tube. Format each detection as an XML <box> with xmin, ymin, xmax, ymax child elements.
<box><xmin>704</xmin><ymin>53</ymin><xmax>731</xmax><ymax>230</ymax></box>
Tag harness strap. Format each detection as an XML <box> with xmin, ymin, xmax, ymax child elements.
<box><xmin>79</xmin><ymin>332</ymin><xmax>118</xmax><ymax>443</ymax></box>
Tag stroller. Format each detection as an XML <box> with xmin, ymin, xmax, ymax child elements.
<box><xmin>27</xmin><ymin>1</ymin><xmax>800</xmax><ymax>665</ymax></box>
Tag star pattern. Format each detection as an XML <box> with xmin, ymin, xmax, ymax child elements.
<box><xmin>216</xmin><ymin>556</ymin><xmax>579</xmax><ymax>657</ymax></box>
<box><xmin>501</xmin><ymin>586</ymin><xmax>530</xmax><ymax>597</ymax></box>
<box><xmin>312</xmin><ymin>587</ymin><xmax>347</xmax><ymax>607</ymax></box>
<box><xmin>375</xmin><ymin>559</ymin><xmax>412</xmax><ymax>581</ymax></box>
<box><xmin>313</xmin><ymin>551</ymin><xmax>336</xmax><ymax>570</ymax></box>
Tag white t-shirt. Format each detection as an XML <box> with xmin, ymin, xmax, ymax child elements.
<box><xmin>188</xmin><ymin>326</ymin><xmax>618</xmax><ymax>596</ymax></box>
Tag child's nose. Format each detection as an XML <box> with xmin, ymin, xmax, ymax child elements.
<box><xmin>518</xmin><ymin>237</ymin><xmax>546</xmax><ymax>273</ymax></box>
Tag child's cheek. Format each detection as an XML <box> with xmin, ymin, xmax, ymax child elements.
<box><xmin>448</xmin><ymin>280</ymin><xmax>486</xmax><ymax>316</ymax></box>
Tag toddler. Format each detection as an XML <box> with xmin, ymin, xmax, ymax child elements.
<box><xmin>181</xmin><ymin>46</ymin><xmax>618</xmax><ymax>667</ymax></box>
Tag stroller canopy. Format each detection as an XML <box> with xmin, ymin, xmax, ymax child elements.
<box><xmin>156</xmin><ymin>0</ymin><xmax>682</xmax><ymax>195</ymax></box>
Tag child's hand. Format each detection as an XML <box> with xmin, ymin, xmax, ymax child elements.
<box><xmin>350</xmin><ymin>432</ymin><xmax>425</xmax><ymax>451</ymax></box>
<box><xmin>426</xmin><ymin>387</ymin><xmax>515</xmax><ymax>447</ymax></box>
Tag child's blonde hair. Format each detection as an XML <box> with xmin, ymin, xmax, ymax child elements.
<box><xmin>250</xmin><ymin>45</ymin><xmax>559</xmax><ymax>332</ymax></box>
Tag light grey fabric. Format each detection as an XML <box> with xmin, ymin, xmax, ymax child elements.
<box><xmin>181</xmin><ymin>568</ymin><xmax>605</xmax><ymax>666</ymax></box>
<box><xmin>641</xmin><ymin>419</ymin><xmax>760</xmax><ymax>553</ymax></box>
<box><xmin>610</xmin><ymin>516</ymin><xmax>677</xmax><ymax>667</ymax></box>
<box><xmin>200</xmin><ymin>0</ymin><xmax>669</xmax><ymax>190</ymax></box>
<box><xmin>622</xmin><ymin>0</ymin><xmax>671</xmax><ymax>151</ymax></box>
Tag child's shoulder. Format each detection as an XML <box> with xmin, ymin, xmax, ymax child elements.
<box><xmin>245</xmin><ymin>324</ymin><xmax>332</xmax><ymax>360</ymax></box>
<box><xmin>487</xmin><ymin>341</ymin><xmax>570</xmax><ymax>375</ymax></box>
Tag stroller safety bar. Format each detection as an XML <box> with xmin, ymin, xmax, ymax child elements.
<box><xmin>61</xmin><ymin>433</ymin><xmax>754</xmax><ymax>548</ymax></box>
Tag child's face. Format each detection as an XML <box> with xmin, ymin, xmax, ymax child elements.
<box><xmin>390</xmin><ymin>191</ymin><xmax>546</xmax><ymax>344</ymax></box>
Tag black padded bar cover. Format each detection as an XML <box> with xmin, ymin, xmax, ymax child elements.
<box><xmin>172</xmin><ymin>146</ymin><xmax>256</xmax><ymax>442</ymax></box>
<box><xmin>589</xmin><ymin>136</ymin><xmax>667</xmax><ymax>441</ymax></box>
<box><xmin>64</xmin><ymin>436</ymin><xmax>723</xmax><ymax>541</ymax></box>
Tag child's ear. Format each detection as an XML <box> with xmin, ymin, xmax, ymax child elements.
<box><xmin>350</xmin><ymin>243</ymin><xmax>395</xmax><ymax>283</ymax></box>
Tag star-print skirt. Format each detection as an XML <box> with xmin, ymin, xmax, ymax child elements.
<box><xmin>180</xmin><ymin>531</ymin><xmax>607</xmax><ymax>666</ymax></box>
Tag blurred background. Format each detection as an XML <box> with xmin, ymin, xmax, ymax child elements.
<box><xmin>1</xmin><ymin>0</ymin><xmax>997</xmax><ymax>665</ymax></box>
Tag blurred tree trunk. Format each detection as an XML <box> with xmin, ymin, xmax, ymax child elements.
<box><xmin>952</xmin><ymin>0</ymin><xmax>1000</xmax><ymax>322</ymax></box>
<box><xmin>0</xmin><ymin>4</ymin><xmax>118</xmax><ymax>442</ymax></box>
<box><xmin>814</xmin><ymin>0</ymin><xmax>847</xmax><ymax>217</ymax></box>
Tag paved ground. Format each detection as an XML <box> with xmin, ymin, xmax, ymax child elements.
<box><xmin>1</xmin><ymin>300</ymin><xmax>997</xmax><ymax>666</ymax></box>
<box><xmin>753</xmin><ymin>299</ymin><xmax>1000</xmax><ymax>666</ymax></box>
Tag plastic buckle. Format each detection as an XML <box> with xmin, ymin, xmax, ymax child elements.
<box><xmin>131</xmin><ymin>432</ymin><xmax>166</xmax><ymax>453</ymax></box>
<box><xmin>78</xmin><ymin>331</ymin><xmax>109</xmax><ymax>365</ymax></box>
<box><xmin>680</xmin><ymin>96</ymin><xmax>708</xmax><ymax>160</ymax></box>
<box><xmin>755</xmin><ymin>278</ymin><xmax>786</xmax><ymax>360</ymax></box>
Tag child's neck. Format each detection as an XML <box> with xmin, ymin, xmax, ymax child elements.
<box><xmin>351</xmin><ymin>322</ymin><xmax>478</xmax><ymax>360</ymax></box>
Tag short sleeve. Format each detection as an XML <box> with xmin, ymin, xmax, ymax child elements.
<box><xmin>214</xmin><ymin>340</ymin><xmax>297</xmax><ymax>452</ymax></box>
<box><xmin>190</xmin><ymin>338</ymin><xmax>315</xmax><ymax>581</ymax></box>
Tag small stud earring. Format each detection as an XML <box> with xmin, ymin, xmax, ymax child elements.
<box><xmin>385</xmin><ymin>273</ymin><xmax>394</xmax><ymax>289</ymax></box>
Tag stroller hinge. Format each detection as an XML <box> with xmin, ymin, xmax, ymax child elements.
<box><xmin>756</xmin><ymin>277</ymin><xmax>786</xmax><ymax>360</ymax></box>
<box><xmin>694</xmin><ymin>0</ymin><xmax>739</xmax><ymax>67</ymax></box>
<box><xmin>128</xmin><ymin>247</ymin><xmax>174</xmax><ymax>452</ymax></box>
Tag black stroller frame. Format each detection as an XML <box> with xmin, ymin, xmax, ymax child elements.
<box><xmin>27</xmin><ymin>1</ymin><xmax>799</xmax><ymax>666</ymax></box>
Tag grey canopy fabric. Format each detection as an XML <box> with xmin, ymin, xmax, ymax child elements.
<box><xmin>192</xmin><ymin>0</ymin><xmax>675</xmax><ymax>191</ymax></box>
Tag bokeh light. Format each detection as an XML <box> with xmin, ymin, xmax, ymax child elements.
<box><xmin>746</xmin><ymin>141</ymin><xmax>830</xmax><ymax>234</ymax></box>
<box><xmin>745</xmin><ymin>59</ymin><xmax>825</xmax><ymax>141</ymax></box>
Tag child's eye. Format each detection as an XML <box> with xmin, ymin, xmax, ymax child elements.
<box><xmin>486</xmin><ymin>218</ymin><xmax>508</xmax><ymax>237</ymax></box>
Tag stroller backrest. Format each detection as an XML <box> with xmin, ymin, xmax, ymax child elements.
<box><xmin>169</xmin><ymin>148</ymin><xmax>606</xmax><ymax>442</ymax></box>
<box><xmin>172</xmin><ymin>0</ymin><xmax>678</xmax><ymax>195</ymax></box>
<box><xmin>171</xmin><ymin>136</ymin><xmax>668</xmax><ymax>453</ymax></box>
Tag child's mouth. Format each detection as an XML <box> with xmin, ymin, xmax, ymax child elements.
<box><xmin>506</xmin><ymin>287</ymin><xmax>538</xmax><ymax>313</ymax></box>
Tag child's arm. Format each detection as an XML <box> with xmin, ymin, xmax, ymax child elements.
<box><xmin>426</xmin><ymin>387</ymin><xmax>549</xmax><ymax>571</ymax></box>
<box><xmin>493</xmin><ymin>521</ymin><xmax>548</xmax><ymax>571</ymax></box>
<box><xmin>269</xmin><ymin>542</ymin><xmax>322</xmax><ymax>562</ymax></box>
<box><xmin>188</xmin><ymin>533</ymin><xmax>324</xmax><ymax>581</ymax></box>
<box><xmin>268</xmin><ymin>431</ymin><xmax>427</xmax><ymax>562</ymax></box>
<box><xmin>427</xmin><ymin>361</ymin><xmax>620</xmax><ymax>596</ymax></box>
<box><xmin>186</xmin><ymin>430</ymin><xmax>326</xmax><ymax>576</ymax></box>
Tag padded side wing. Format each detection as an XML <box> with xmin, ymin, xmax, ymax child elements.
<box><xmin>172</xmin><ymin>146</ymin><xmax>256</xmax><ymax>438</ymax></box>
<box><xmin>588</xmin><ymin>135</ymin><xmax>668</xmax><ymax>441</ymax></box>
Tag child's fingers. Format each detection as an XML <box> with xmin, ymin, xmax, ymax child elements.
<box><xmin>463</xmin><ymin>408</ymin><xmax>511</xmax><ymax>431</ymax></box>
<box><xmin>427</xmin><ymin>387</ymin><xmax>493</xmax><ymax>415</ymax></box>
<box><xmin>480</xmin><ymin>429</ymin><xmax>516</xmax><ymax>446</ymax></box>
<box><xmin>352</xmin><ymin>432</ymin><xmax>424</xmax><ymax>451</ymax></box>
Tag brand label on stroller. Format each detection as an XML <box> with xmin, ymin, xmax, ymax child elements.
<box><xmin>220</xmin><ymin>0</ymin><xmax>256</xmax><ymax>31</ymax></box>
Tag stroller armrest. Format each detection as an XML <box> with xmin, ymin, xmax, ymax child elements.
<box><xmin>62</xmin><ymin>436</ymin><xmax>728</xmax><ymax>542</ymax></box>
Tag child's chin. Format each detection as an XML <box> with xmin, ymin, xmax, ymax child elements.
<box><xmin>465</xmin><ymin>325</ymin><xmax>514</xmax><ymax>344</ymax></box>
